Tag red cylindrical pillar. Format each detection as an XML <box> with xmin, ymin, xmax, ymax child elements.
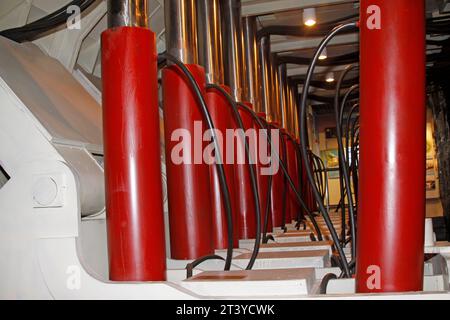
<box><xmin>235</xmin><ymin>105</ymin><xmax>257</xmax><ymax>239</ymax></box>
<box><xmin>102</xmin><ymin>27</ymin><xmax>166</xmax><ymax>281</ymax></box>
<box><xmin>356</xmin><ymin>0</ymin><xmax>426</xmax><ymax>293</ymax></box>
<box><xmin>205</xmin><ymin>86</ymin><xmax>240</xmax><ymax>249</ymax></box>
<box><xmin>281</xmin><ymin>130</ymin><xmax>291</xmax><ymax>224</ymax></box>
<box><xmin>256</xmin><ymin>112</ymin><xmax>273</xmax><ymax>232</ymax></box>
<box><xmin>269</xmin><ymin>122</ymin><xmax>284</xmax><ymax>228</ymax></box>
<box><xmin>286</xmin><ymin>135</ymin><xmax>300</xmax><ymax>223</ymax></box>
<box><xmin>162</xmin><ymin>64</ymin><xmax>214</xmax><ymax>260</ymax></box>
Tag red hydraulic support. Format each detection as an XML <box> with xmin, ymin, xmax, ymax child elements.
<box><xmin>205</xmin><ymin>85</ymin><xmax>240</xmax><ymax>249</ymax></box>
<box><xmin>269</xmin><ymin>122</ymin><xmax>284</xmax><ymax>228</ymax></box>
<box><xmin>286</xmin><ymin>135</ymin><xmax>300</xmax><ymax>223</ymax></box>
<box><xmin>235</xmin><ymin>103</ymin><xmax>257</xmax><ymax>239</ymax></box>
<box><xmin>162</xmin><ymin>64</ymin><xmax>214</xmax><ymax>260</ymax></box>
<box><xmin>256</xmin><ymin>112</ymin><xmax>272</xmax><ymax>232</ymax></box>
<box><xmin>356</xmin><ymin>0</ymin><xmax>426</xmax><ymax>293</ymax></box>
<box><xmin>102</xmin><ymin>27</ymin><xmax>166</xmax><ymax>281</ymax></box>
<box><xmin>281</xmin><ymin>131</ymin><xmax>292</xmax><ymax>224</ymax></box>
<box><xmin>307</xmin><ymin>150</ymin><xmax>318</xmax><ymax>213</ymax></box>
<box><xmin>295</xmin><ymin>139</ymin><xmax>306</xmax><ymax>221</ymax></box>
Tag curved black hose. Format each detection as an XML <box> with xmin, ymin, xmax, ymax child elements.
<box><xmin>205</xmin><ymin>84</ymin><xmax>262</xmax><ymax>270</ymax></box>
<box><xmin>320</xmin><ymin>273</ymin><xmax>338</xmax><ymax>294</ymax></box>
<box><xmin>299</xmin><ymin>23</ymin><xmax>359</xmax><ymax>278</ymax></box>
<box><xmin>1</xmin><ymin>0</ymin><xmax>97</xmax><ymax>42</ymax></box>
<box><xmin>344</xmin><ymin>104</ymin><xmax>359</xmax><ymax>165</ymax></box>
<box><xmin>160</xmin><ymin>54</ymin><xmax>234</xmax><ymax>271</ymax></box>
<box><xmin>238</xmin><ymin>103</ymin><xmax>323</xmax><ymax>241</ymax></box>
<box><xmin>186</xmin><ymin>255</ymin><xmax>225</xmax><ymax>279</ymax></box>
<box><xmin>335</xmin><ymin>66</ymin><xmax>360</xmax><ymax>260</ymax></box>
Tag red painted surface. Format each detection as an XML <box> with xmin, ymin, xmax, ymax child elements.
<box><xmin>205</xmin><ymin>86</ymin><xmax>240</xmax><ymax>249</ymax></box>
<box><xmin>356</xmin><ymin>0</ymin><xmax>426</xmax><ymax>293</ymax></box>
<box><xmin>286</xmin><ymin>135</ymin><xmax>300</xmax><ymax>223</ymax></box>
<box><xmin>281</xmin><ymin>132</ymin><xmax>291</xmax><ymax>223</ymax></box>
<box><xmin>269</xmin><ymin>122</ymin><xmax>285</xmax><ymax>228</ymax></box>
<box><xmin>257</xmin><ymin>112</ymin><xmax>273</xmax><ymax>232</ymax></box>
<box><xmin>235</xmin><ymin>105</ymin><xmax>257</xmax><ymax>239</ymax></box>
<box><xmin>102</xmin><ymin>27</ymin><xmax>166</xmax><ymax>281</ymax></box>
<box><xmin>162</xmin><ymin>64</ymin><xmax>214</xmax><ymax>260</ymax></box>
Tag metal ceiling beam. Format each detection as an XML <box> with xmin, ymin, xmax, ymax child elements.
<box><xmin>287</xmin><ymin>64</ymin><xmax>351</xmax><ymax>76</ymax></box>
<box><xmin>241</xmin><ymin>0</ymin><xmax>357</xmax><ymax>17</ymax></box>
<box><xmin>271</xmin><ymin>33</ymin><xmax>359</xmax><ymax>53</ymax></box>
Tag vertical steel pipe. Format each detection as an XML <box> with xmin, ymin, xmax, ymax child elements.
<box><xmin>165</xmin><ymin>0</ymin><xmax>198</xmax><ymax>64</ymax></box>
<box><xmin>197</xmin><ymin>0</ymin><xmax>224</xmax><ymax>84</ymax></box>
<box><xmin>259</xmin><ymin>35</ymin><xmax>271</xmax><ymax>116</ymax></box>
<box><xmin>221</xmin><ymin>0</ymin><xmax>244</xmax><ymax>101</ymax></box>
<box><xmin>356</xmin><ymin>0</ymin><xmax>426</xmax><ymax>293</ymax></box>
<box><xmin>243</xmin><ymin>16</ymin><xmax>262</xmax><ymax>112</ymax></box>
<box><xmin>102</xmin><ymin>0</ymin><xmax>166</xmax><ymax>281</ymax></box>
<box><xmin>163</xmin><ymin>0</ymin><xmax>214</xmax><ymax>259</ymax></box>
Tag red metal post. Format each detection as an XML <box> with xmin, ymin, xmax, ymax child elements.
<box><xmin>257</xmin><ymin>112</ymin><xmax>273</xmax><ymax>232</ymax></box>
<box><xmin>236</xmin><ymin>105</ymin><xmax>257</xmax><ymax>239</ymax></box>
<box><xmin>205</xmin><ymin>86</ymin><xmax>240</xmax><ymax>249</ymax></box>
<box><xmin>357</xmin><ymin>0</ymin><xmax>426</xmax><ymax>293</ymax></box>
<box><xmin>162</xmin><ymin>64</ymin><xmax>214</xmax><ymax>260</ymax></box>
<box><xmin>286</xmin><ymin>135</ymin><xmax>300</xmax><ymax>223</ymax></box>
<box><xmin>269</xmin><ymin>122</ymin><xmax>285</xmax><ymax>228</ymax></box>
<box><xmin>102</xmin><ymin>27</ymin><xmax>166</xmax><ymax>281</ymax></box>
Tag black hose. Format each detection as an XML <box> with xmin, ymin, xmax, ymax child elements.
<box><xmin>319</xmin><ymin>273</ymin><xmax>338</xmax><ymax>294</ymax></box>
<box><xmin>186</xmin><ymin>255</ymin><xmax>225</xmax><ymax>279</ymax></box>
<box><xmin>238</xmin><ymin>103</ymin><xmax>323</xmax><ymax>241</ymax></box>
<box><xmin>1</xmin><ymin>0</ymin><xmax>97</xmax><ymax>42</ymax></box>
<box><xmin>160</xmin><ymin>54</ymin><xmax>234</xmax><ymax>271</ymax></box>
<box><xmin>335</xmin><ymin>67</ymin><xmax>359</xmax><ymax>261</ymax></box>
<box><xmin>205</xmin><ymin>84</ymin><xmax>262</xmax><ymax>270</ymax></box>
<box><xmin>299</xmin><ymin>23</ymin><xmax>359</xmax><ymax>278</ymax></box>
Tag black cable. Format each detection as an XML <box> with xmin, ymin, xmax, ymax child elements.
<box><xmin>1</xmin><ymin>0</ymin><xmax>97</xmax><ymax>42</ymax></box>
<box><xmin>160</xmin><ymin>53</ymin><xmax>234</xmax><ymax>272</ymax></box>
<box><xmin>299</xmin><ymin>23</ymin><xmax>359</xmax><ymax>278</ymax></box>
<box><xmin>319</xmin><ymin>273</ymin><xmax>338</xmax><ymax>294</ymax></box>
<box><xmin>238</xmin><ymin>103</ymin><xmax>323</xmax><ymax>241</ymax></box>
<box><xmin>205</xmin><ymin>84</ymin><xmax>262</xmax><ymax>270</ymax></box>
<box><xmin>335</xmin><ymin>66</ymin><xmax>359</xmax><ymax>260</ymax></box>
<box><xmin>186</xmin><ymin>255</ymin><xmax>225</xmax><ymax>279</ymax></box>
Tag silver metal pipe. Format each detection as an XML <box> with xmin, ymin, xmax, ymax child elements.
<box><xmin>292</xmin><ymin>83</ymin><xmax>300</xmax><ymax>138</ymax></box>
<box><xmin>221</xmin><ymin>0</ymin><xmax>244</xmax><ymax>102</ymax></box>
<box><xmin>107</xmin><ymin>0</ymin><xmax>150</xmax><ymax>28</ymax></box>
<box><xmin>271</xmin><ymin>55</ymin><xmax>282</xmax><ymax>126</ymax></box>
<box><xmin>164</xmin><ymin>0</ymin><xmax>198</xmax><ymax>64</ymax></box>
<box><xmin>197</xmin><ymin>0</ymin><xmax>224</xmax><ymax>84</ymax></box>
<box><xmin>259</xmin><ymin>35</ymin><xmax>270</xmax><ymax>116</ymax></box>
<box><xmin>243</xmin><ymin>16</ymin><xmax>261</xmax><ymax>112</ymax></box>
<box><xmin>278</xmin><ymin>63</ymin><xmax>288</xmax><ymax>130</ymax></box>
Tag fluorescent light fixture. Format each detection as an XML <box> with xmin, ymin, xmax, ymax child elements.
<box><xmin>326</xmin><ymin>72</ymin><xmax>335</xmax><ymax>83</ymax></box>
<box><xmin>303</xmin><ymin>8</ymin><xmax>317</xmax><ymax>27</ymax></box>
<box><xmin>319</xmin><ymin>47</ymin><xmax>328</xmax><ymax>60</ymax></box>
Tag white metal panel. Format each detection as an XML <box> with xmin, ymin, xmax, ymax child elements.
<box><xmin>0</xmin><ymin>37</ymin><xmax>103</xmax><ymax>151</ymax></box>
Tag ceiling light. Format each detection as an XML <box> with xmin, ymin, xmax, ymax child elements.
<box><xmin>303</xmin><ymin>8</ymin><xmax>317</xmax><ymax>27</ymax></box>
<box><xmin>326</xmin><ymin>72</ymin><xmax>335</xmax><ymax>83</ymax></box>
<box><xmin>319</xmin><ymin>47</ymin><xmax>328</xmax><ymax>60</ymax></box>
